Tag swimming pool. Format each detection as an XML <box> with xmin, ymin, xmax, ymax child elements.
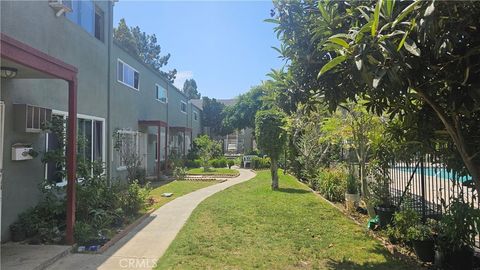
<box><xmin>395</xmin><ymin>166</ymin><xmax>472</xmax><ymax>182</ymax></box>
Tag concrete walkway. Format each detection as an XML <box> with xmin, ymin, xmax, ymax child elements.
<box><xmin>46</xmin><ymin>169</ymin><xmax>256</xmax><ymax>270</ymax></box>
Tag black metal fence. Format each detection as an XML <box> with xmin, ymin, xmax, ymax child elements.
<box><xmin>388</xmin><ymin>153</ymin><xmax>479</xmax><ymax>247</ymax></box>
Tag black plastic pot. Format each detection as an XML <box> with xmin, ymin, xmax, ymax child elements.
<box><xmin>412</xmin><ymin>239</ymin><xmax>435</xmax><ymax>263</ymax></box>
<box><xmin>444</xmin><ymin>246</ymin><xmax>474</xmax><ymax>270</ymax></box>
<box><xmin>374</xmin><ymin>205</ymin><xmax>396</xmax><ymax>228</ymax></box>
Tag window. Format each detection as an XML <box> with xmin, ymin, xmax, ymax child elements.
<box><xmin>193</xmin><ymin>111</ymin><xmax>198</xmax><ymax>121</ymax></box>
<box><xmin>46</xmin><ymin>114</ymin><xmax>104</xmax><ymax>184</ymax></box>
<box><xmin>156</xmin><ymin>84</ymin><xmax>167</xmax><ymax>102</ymax></box>
<box><xmin>181</xmin><ymin>101</ymin><xmax>187</xmax><ymax>113</ymax></box>
<box><xmin>94</xmin><ymin>6</ymin><xmax>104</xmax><ymax>41</ymax></box>
<box><xmin>66</xmin><ymin>1</ymin><xmax>104</xmax><ymax>42</ymax></box>
<box><xmin>117</xmin><ymin>60</ymin><xmax>139</xmax><ymax>90</ymax></box>
<box><xmin>115</xmin><ymin>130</ymin><xmax>139</xmax><ymax>169</ymax></box>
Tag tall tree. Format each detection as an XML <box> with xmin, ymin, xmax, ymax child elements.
<box><xmin>114</xmin><ymin>18</ymin><xmax>177</xmax><ymax>82</ymax></box>
<box><xmin>183</xmin><ymin>79</ymin><xmax>201</xmax><ymax>100</ymax></box>
<box><xmin>255</xmin><ymin>109</ymin><xmax>287</xmax><ymax>190</ymax></box>
<box><xmin>202</xmin><ymin>97</ymin><xmax>231</xmax><ymax>136</ymax></box>
<box><xmin>222</xmin><ymin>85</ymin><xmax>268</xmax><ymax>131</ymax></box>
<box><xmin>271</xmin><ymin>0</ymin><xmax>480</xmax><ymax>193</ymax></box>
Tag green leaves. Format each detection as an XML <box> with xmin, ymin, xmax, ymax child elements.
<box><xmin>372</xmin><ymin>0</ymin><xmax>384</xmax><ymax>36</ymax></box>
<box><xmin>327</xmin><ymin>37</ymin><xmax>350</xmax><ymax>49</ymax></box>
<box><xmin>318</xmin><ymin>55</ymin><xmax>348</xmax><ymax>78</ymax></box>
<box><xmin>392</xmin><ymin>1</ymin><xmax>420</xmax><ymax>27</ymax></box>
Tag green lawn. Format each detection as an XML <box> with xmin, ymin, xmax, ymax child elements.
<box><xmin>147</xmin><ymin>180</ymin><xmax>218</xmax><ymax>211</ymax></box>
<box><xmin>156</xmin><ymin>171</ymin><xmax>420</xmax><ymax>270</ymax></box>
<box><xmin>186</xmin><ymin>167</ymin><xmax>239</xmax><ymax>175</ymax></box>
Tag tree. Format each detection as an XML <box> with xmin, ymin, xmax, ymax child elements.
<box><xmin>255</xmin><ymin>110</ymin><xmax>287</xmax><ymax>189</ymax></box>
<box><xmin>322</xmin><ymin>101</ymin><xmax>385</xmax><ymax>216</ymax></box>
<box><xmin>222</xmin><ymin>85</ymin><xmax>268</xmax><ymax>131</ymax></box>
<box><xmin>201</xmin><ymin>97</ymin><xmax>232</xmax><ymax>136</ymax></box>
<box><xmin>114</xmin><ymin>18</ymin><xmax>177</xmax><ymax>82</ymax></box>
<box><xmin>271</xmin><ymin>1</ymin><xmax>480</xmax><ymax>193</ymax></box>
<box><xmin>183</xmin><ymin>79</ymin><xmax>201</xmax><ymax>100</ymax></box>
<box><xmin>194</xmin><ymin>135</ymin><xmax>222</xmax><ymax>172</ymax></box>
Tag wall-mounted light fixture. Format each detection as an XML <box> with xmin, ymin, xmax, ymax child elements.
<box><xmin>0</xmin><ymin>67</ymin><xmax>18</xmax><ymax>79</ymax></box>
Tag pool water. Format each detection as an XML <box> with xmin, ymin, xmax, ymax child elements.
<box><xmin>395</xmin><ymin>166</ymin><xmax>472</xmax><ymax>182</ymax></box>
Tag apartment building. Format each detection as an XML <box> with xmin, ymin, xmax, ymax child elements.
<box><xmin>0</xmin><ymin>0</ymin><xmax>202</xmax><ymax>242</ymax></box>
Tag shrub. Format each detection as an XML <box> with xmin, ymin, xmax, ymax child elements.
<box><xmin>346</xmin><ymin>173</ymin><xmax>358</xmax><ymax>194</ymax></box>
<box><xmin>74</xmin><ymin>221</ymin><xmax>96</xmax><ymax>245</ymax></box>
<box><xmin>185</xmin><ymin>159</ymin><xmax>201</xmax><ymax>168</ymax></box>
<box><xmin>227</xmin><ymin>159</ymin><xmax>234</xmax><ymax>169</ymax></box>
<box><xmin>119</xmin><ymin>181</ymin><xmax>150</xmax><ymax>216</ymax></box>
<box><xmin>173</xmin><ymin>167</ymin><xmax>187</xmax><ymax>180</ymax></box>
<box><xmin>251</xmin><ymin>157</ymin><xmax>271</xmax><ymax>169</ymax></box>
<box><xmin>210</xmin><ymin>158</ymin><xmax>227</xmax><ymax>168</ymax></box>
<box><xmin>389</xmin><ymin>207</ymin><xmax>421</xmax><ymax>243</ymax></box>
<box><xmin>317</xmin><ymin>167</ymin><xmax>348</xmax><ymax>202</ymax></box>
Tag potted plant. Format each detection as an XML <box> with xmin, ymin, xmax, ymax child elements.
<box><xmin>10</xmin><ymin>221</ymin><xmax>26</xmax><ymax>242</ymax></box>
<box><xmin>407</xmin><ymin>221</ymin><xmax>436</xmax><ymax>263</ymax></box>
<box><xmin>435</xmin><ymin>198</ymin><xmax>479</xmax><ymax>270</ymax></box>
<box><xmin>368</xmin><ymin>160</ymin><xmax>396</xmax><ymax>228</ymax></box>
<box><xmin>345</xmin><ymin>173</ymin><xmax>359</xmax><ymax>211</ymax></box>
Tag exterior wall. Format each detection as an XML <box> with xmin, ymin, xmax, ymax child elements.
<box><xmin>109</xmin><ymin>44</ymin><xmax>169</xmax><ymax>179</ymax></box>
<box><xmin>190</xmin><ymin>104</ymin><xmax>202</xmax><ymax>139</ymax></box>
<box><xmin>0</xmin><ymin>0</ymin><xmax>113</xmax><ymax>241</ymax></box>
<box><xmin>0</xmin><ymin>1</ymin><xmax>203</xmax><ymax>241</ymax></box>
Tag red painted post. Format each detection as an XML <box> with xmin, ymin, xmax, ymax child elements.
<box><xmin>66</xmin><ymin>78</ymin><xmax>77</xmax><ymax>245</ymax></box>
<box><xmin>157</xmin><ymin>126</ymin><xmax>161</xmax><ymax>179</ymax></box>
<box><xmin>165</xmin><ymin>126</ymin><xmax>168</xmax><ymax>171</ymax></box>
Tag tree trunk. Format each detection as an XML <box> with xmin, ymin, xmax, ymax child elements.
<box><xmin>416</xmin><ymin>89</ymin><xmax>480</xmax><ymax>195</ymax></box>
<box><xmin>271</xmin><ymin>158</ymin><xmax>279</xmax><ymax>190</ymax></box>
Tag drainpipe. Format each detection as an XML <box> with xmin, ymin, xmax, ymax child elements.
<box><xmin>106</xmin><ymin>1</ymin><xmax>113</xmax><ymax>182</ymax></box>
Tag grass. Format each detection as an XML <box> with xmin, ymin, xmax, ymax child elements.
<box><xmin>147</xmin><ymin>180</ymin><xmax>218</xmax><ymax>211</ymax></box>
<box><xmin>156</xmin><ymin>171</ymin><xmax>420</xmax><ymax>270</ymax></box>
<box><xmin>186</xmin><ymin>167</ymin><xmax>239</xmax><ymax>175</ymax></box>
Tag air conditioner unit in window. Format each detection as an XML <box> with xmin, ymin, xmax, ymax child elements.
<box><xmin>13</xmin><ymin>104</ymin><xmax>52</xmax><ymax>133</ymax></box>
<box><xmin>49</xmin><ymin>0</ymin><xmax>72</xmax><ymax>17</ymax></box>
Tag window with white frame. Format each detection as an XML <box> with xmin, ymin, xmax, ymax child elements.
<box><xmin>156</xmin><ymin>84</ymin><xmax>167</xmax><ymax>102</ymax></box>
<box><xmin>45</xmin><ymin>113</ymin><xmax>105</xmax><ymax>184</ymax></box>
<box><xmin>114</xmin><ymin>130</ymin><xmax>139</xmax><ymax>170</ymax></box>
<box><xmin>181</xmin><ymin>101</ymin><xmax>187</xmax><ymax>113</ymax></box>
<box><xmin>117</xmin><ymin>59</ymin><xmax>139</xmax><ymax>90</ymax></box>
<box><xmin>193</xmin><ymin>111</ymin><xmax>198</xmax><ymax>121</ymax></box>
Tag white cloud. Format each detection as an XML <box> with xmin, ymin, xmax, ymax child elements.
<box><xmin>174</xmin><ymin>70</ymin><xmax>193</xmax><ymax>90</ymax></box>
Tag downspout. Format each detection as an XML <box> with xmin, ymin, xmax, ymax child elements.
<box><xmin>106</xmin><ymin>1</ymin><xmax>113</xmax><ymax>182</ymax></box>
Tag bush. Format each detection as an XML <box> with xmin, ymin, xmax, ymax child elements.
<box><xmin>227</xmin><ymin>159</ymin><xmax>234</xmax><ymax>168</ymax></box>
<box><xmin>185</xmin><ymin>159</ymin><xmax>201</xmax><ymax>168</ymax></box>
<box><xmin>317</xmin><ymin>167</ymin><xmax>348</xmax><ymax>202</ymax></box>
<box><xmin>173</xmin><ymin>167</ymin><xmax>187</xmax><ymax>180</ymax></box>
<box><xmin>346</xmin><ymin>173</ymin><xmax>358</xmax><ymax>194</ymax></box>
<box><xmin>389</xmin><ymin>207</ymin><xmax>421</xmax><ymax>244</ymax></box>
<box><xmin>74</xmin><ymin>221</ymin><xmax>96</xmax><ymax>245</ymax></box>
<box><xmin>251</xmin><ymin>157</ymin><xmax>271</xmax><ymax>169</ymax></box>
<box><xmin>210</xmin><ymin>158</ymin><xmax>228</xmax><ymax>168</ymax></box>
<box><xmin>119</xmin><ymin>181</ymin><xmax>150</xmax><ymax>216</ymax></box>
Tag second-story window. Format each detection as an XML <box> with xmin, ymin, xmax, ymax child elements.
<box><xmin>156</xmin><ymin>84</ymin><xmax>167</xmax><ymax>103</ymax></box>
<box><xmin>194</xmin><ymin>111</ymin><xmax>198</xmax><ymax>121</ymax></box>
<box><xmin>66</xmin><ymin>1</ymin><xmax>104</xmax><ymax>42</ymax></box>
<box><xmin>181</xmin><ymin>101</ymin><xmax>187</xmax><ymax>113</ymax></box>
<box><xmin>117</xmin><ymin>60</ymin><xmax>139</xmax><ymax>90</ymax></box>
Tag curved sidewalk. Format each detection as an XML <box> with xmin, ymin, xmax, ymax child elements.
<box><xmin>47</xmin><ymin>169</ymin><xmax>256</xmax><ymax>270</ymax></box>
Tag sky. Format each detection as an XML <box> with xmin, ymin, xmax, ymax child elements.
<box><xmin>113</xmin><ymin>1</ymin><xmax>284</xmax><ymax>99</ymax></box>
